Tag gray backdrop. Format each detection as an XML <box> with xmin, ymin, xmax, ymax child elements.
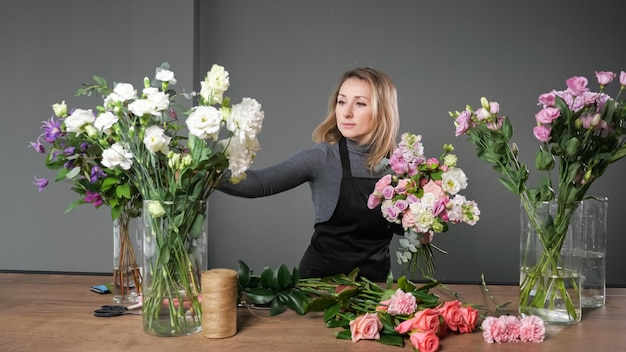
<box><xmin>3</xmin><ymin>0</ymin><xmax>625</xmax><ymax>286</ymax></box>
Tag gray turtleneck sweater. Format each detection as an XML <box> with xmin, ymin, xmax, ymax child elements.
<box><xmin>218</xmin><ymin>139</ymin><xmax>384</xmax><ymax>223</ymax></box>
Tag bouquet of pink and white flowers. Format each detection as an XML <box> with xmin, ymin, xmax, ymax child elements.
<box><xmin>367</xmin><ymin>132</ymin><xmax>481</xmax><ymax>277</ymax></box>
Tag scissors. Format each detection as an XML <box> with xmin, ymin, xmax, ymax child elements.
<box><xmin>94</xmin><ymin>304</ymin><xmax>141</xmax><ymax>317</ymax></box>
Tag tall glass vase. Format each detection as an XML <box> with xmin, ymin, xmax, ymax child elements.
<box><xmin>141</xmin><ymin>199</ymin><xmax>208</xmax><ymax>337</ymax></box>
<box><xmin>519</xmin><ymin>197</ymin><xmax>608</xmax><ymax>324</ymax></box>
<box><xmin>113</xmin><ymin>212</ymin><xmax>142</xmax><ymax>304</ymax></box>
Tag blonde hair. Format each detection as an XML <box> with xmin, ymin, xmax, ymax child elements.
<box><xmin>312</xmin><ymin>67</ymin><xmax>399</xmax><ymax>171</ymax></box>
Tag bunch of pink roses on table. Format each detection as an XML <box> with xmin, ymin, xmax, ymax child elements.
<box><xmin>367</xmin><ymin>132</ymin><xmax>481</xmax><ymax>278</ymax></box>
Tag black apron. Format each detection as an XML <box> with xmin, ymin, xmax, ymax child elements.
<box><xmin>298</xmin><ymin>138</ymin><xmax>392</xmax><ymax>282</ymax></box>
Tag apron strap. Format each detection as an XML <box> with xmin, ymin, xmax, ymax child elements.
<box><xmin>338</xmin><ymin>137</ymin><xmax>351</xmax><ymax>178</ymax></box>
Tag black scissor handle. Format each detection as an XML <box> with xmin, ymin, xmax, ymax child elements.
<box><xmin>94</xmin><ymin>305</ymin><xmax>128</xmax><ymax>317</ymax></box>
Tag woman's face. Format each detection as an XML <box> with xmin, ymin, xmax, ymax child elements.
<box><xmin>335</xmin><ymin>77</ymin><xmax>374</xmax><ymax>144</ymax></box>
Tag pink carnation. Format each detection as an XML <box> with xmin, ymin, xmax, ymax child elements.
<box><xmin>386</xmin><ymin>289</ymin><xmax>417</xmax><ymax>315</ymax></box>
<box><xmin>519</xmin><ymin>316</ymin><xmax>545</xmax><ymax>343</ymax></box>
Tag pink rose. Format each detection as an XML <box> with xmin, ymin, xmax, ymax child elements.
<box><xmin>620</xmin><ymin>71</ymin><xmax>626</xmax><ymax>86</ymax></box>
<box><xmin>409</xmin><ymin>330</ymin><xmax>440</xmax><ymax>352</ymax></box>
<box><xmin>425</xmin><ymin>157</ymin><xmax>440</xmax><ymax>168</ymax></box>
<box><xmin>535</xmin><ymin>107</ymin><xmax>561</xmax><ymax>124</ymax></box>
<box><xmin>401</xmin><ymin>209</ymin><xmax>416</xmax><ymax>229</ymax></box>
<box><xmin>565</xmin><ymin>75</ymin><xmax>589</xmax><ymax>95</ymax></box>
<box><xmin>439</xmin><ymin>300</ymin><xmax>464</xmax><ymax>332</ymax></box>
<box><xmin>595</xmin><ymin>71</ymin><xmax>616</xmax><ymax>86</ymax></box>
<box><xmin>423</xmin><ymin>180</ymin><xmax>445</xmax><ymax>199</ymax></box>
<box><xmin>387</xmin><ymin>289</ymin><xmax>417</xmax><ymax>315</ymax></box>
<box><xmin>457</xmin><ymin>306</ymin><xmax>479</xmax><ymax>333</ymax></box>
<box><xmin>519</xmin><ymin>316</ymin><xmax>545</xmax><ymax>343</ymax></box>
<box><xmin>374</xmin><ymin>174</ymin><xmax>392</xmax><ymax>192</ymax></box>
<box><xmin>395</xmin><ymin>308</ymin><xmax>441</xmax><ymax>334</ymax></box>
<box><xmin>367</xmin><ymin>194</ymin><xmax>381</xmax><ymax>209</ymax></box>
<box><xmin>533</xmin><ymin>125</ymin><xmax>552</xmax><ymax>142</ymax></box>
<box><xmin>454</xmin><ymin>110</ymin><xmax>473</xmax><ymax>136</ymax></box>
<box><xmin>349</xmin><ymin>313</ymin><xmax>382</xmax><ymax>342</ymax></box>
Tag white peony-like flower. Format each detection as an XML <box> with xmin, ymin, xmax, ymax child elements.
<box><xmin>441</xmin><ymin>167</ymin><xmax>468</xmax><ymax>195</ymax></box>
<box><xmin>143</xmin><ymin>88</ymin><xmax>170</xmax><ymax>114</ymax></box>
<box><xmin>101</xmin><ymin>142</ymin><xmax>133</xmax><ymax>170</ymax></box>
<box><xmin>94</xmin><ymin>111</ymin><xmax>119</xmax><ymax>135</ymax></box>
<box><xmin>408</xmin><ymin>202</ymin><xmax>435</xmax><ymax>233</ymax></box>
<box><xmin>221</xmin><ymin>136</ymin><xmax>260</xmax><ymax>181</ymax></box>
<box><xmin>227</xmin><ymin>97</ymin><xmax>264</xmax><ymax>140</ymax></box>
<box><xmin>200</xmin><ymin>64</ymin><xmax>230</xmax><ymax>104</ymax></box>
<box><xmin>64</xmin><ymin>109</ymin><xmax>95</xmax><ymax>133</ymax></box>
<box><xmin>128</xmin><ymin>99</ymin><xmax>155</xmax><ymax>117</ymax></box>
<box><xmin>105</xmin><ymin>83</ymin><xmax>137</xmax><ymax>105</ymax></box>
<box><xmin>143</xmin><ymin>125</ymin><xmax>171</xmax><ymax>154</ymax></box>
<box><xmin>186</xmin><ymin>105</ymin><xmax>222</xmax><ymax>140</ymax></box>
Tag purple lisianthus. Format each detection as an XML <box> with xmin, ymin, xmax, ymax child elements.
<box><xmin>84</xmin><ymin>190</ymin><xmax>103</xmax><ymax>207</ymax></box>
<box><xmin>90</xmin><ymin>165</ymin><xmax>106</xmax><ymax>183</ymax></box>
<box><xmin>33</xmin><ymin>176</ymin><xmax>48</xmax><ymax>192</ymax></box>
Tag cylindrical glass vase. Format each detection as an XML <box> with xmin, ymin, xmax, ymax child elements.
<box><xmin>113</xmin><ymin>212</ymin><xmax>142</xmax><ymax>304</ymax></box>
<box><xmin>519</xmin><ymin>197</ymin><xmax>608</xmax><ymax>324</ymax></box>
<box><xmin>141</xmin><ymin>199</ymin><xmax>208</xmax><ymax>337</ymax></box>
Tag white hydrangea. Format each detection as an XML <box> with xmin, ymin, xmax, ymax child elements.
<box><xmin>101</xmin><ymin>143</ymin><xmax>133</xmax><ymax>170</ymax></box>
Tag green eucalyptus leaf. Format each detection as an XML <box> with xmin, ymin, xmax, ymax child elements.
<box><xmin>65</xmin><ymin>167</ymin><xmax>81</xmax><ymax>180</ymax></box>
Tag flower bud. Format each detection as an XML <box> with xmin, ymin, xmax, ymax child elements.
<box><xmin>144</xmin><ymin>76</ymin><xmax>150</xmax><ymax>88</ymax></box>
<box><xmin>512</xmin><ymin>143</ymin><xmax>519</xmax><ymax>156</ymax></box>
<box><xmin>480</xmin><ymin>97</ymin><xmax>490</xmax><ymax>110</ymax></box>
<box><xmin>590</xmin><ymin>113</ymin><xmax>602</xmax><ymax>127</ymax></box>
<box><xmin>52</xmin><ymin>101</ymin><xmax>68</xmax><ymax>117</ymax></box>
<box><xmin>147</xmin><ymin>200</ymin><xmax>165</xmax><ymax>218</ymax></box>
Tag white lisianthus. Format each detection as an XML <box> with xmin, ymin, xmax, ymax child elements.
<box><xmin>143</xmin><ymin>125</ymin><xmax>171</xmax><ymax>154</ymax></box>
<box><xmin>441</xmin><ymin>167</ymin><xmax>468</xmax><ymax>195</ymax></box>
<box><xmin>101</xmin><ymin>142</ymin><xmax>133</xmax><ymax>170</ymax></box>
<box><xmin>227</xmin><ymin>98</ymin><xmax>265</xmax><ymax>139</ymax></box>
<box><xmin>128</xmin><ymin>99</ymin><xmax>156</xmax><ymax>117</ymax></box>
<box><xmin>155</xmin><ymin>68</ymin><xmax>177</xmax><ymax>84</ymax></box>
<box><xmin>200</xmin><ymin>64</ymin><xmax>230</xmax><ymax>104</ymax></box>
<box><xmin>408</xmin><ymin>202</ymin><xmax>435</xmax><ymax>233</ymax></box>
<box><xmin>186</xmin><ymin>106</ymin><xmax>222</xmax><ymax>140</ymax></box>
<box><xmin>420</xmin><ymin>192</ymin><xmax>438</xmax><ymax>208</ymax></box>
<box><xmin>65</xmin><ymin>109</ymin><xmax>95</xmax><ymax>133</ymax></box>
<box><xmin>106</xmin><ymin>83</ymin><xmax>137</xmax><ymax>104</ymax></box>
<box><xmin>94</xmin><ymin>111</ymin><xmax>119</xmax><ymax>135</ymax></box>
<box><xmin>52</xmin><ymin>101</ymin><xmax>67</xmax><ymax>117</ymax></box>
<box><xmin>143</xmin><ymin>88</ymin><xmax>170</xmax><ymax>113</ymax></box>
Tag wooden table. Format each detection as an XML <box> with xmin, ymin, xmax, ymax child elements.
<box><xmin>0</xmin><ymin>273</ymin><xmax>624</xmax><ymax>351</ymax></box>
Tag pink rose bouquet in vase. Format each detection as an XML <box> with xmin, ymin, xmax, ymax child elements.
<box><xmin>367</xmin><ymin>132</ymin><xmax>481</xmax><ymax>278</ymax></box>
<box><xmin>451</xmin><ymin>71</ymin><xmax>626</xmax><ymax>324</ymax></box>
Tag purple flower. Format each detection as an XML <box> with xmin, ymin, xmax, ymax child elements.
<box><xmin>33</xmin><ymin>176</ymin><xmax>48</xmax><ymax>192</ymax></box>
<box><xmin>29</xmin><ymin>141</ymin><xmax>45</xmax><ymax>153</ymax></box>
<box><xmin>84</xmin><ymin>190</ymin><xmax>103</xmax><ymax>207</ymax></box>
<box><xmin>90</xmin><ymin>165</ymin><xmax>107</xmax><ymax>183</ymax></box>
<box><xmin>64</xmin><ymin>146</ymin><xmax>76</xmax><ymax>155</ymax></box>
<box><xmin>41</xmin><ymin>117</ymin><xmax>63</xmax><ymax>143</ymax></box>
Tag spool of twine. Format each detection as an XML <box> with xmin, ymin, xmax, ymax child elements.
<box><xmin>201</xmin><ymin>268</ymin><xmax>238</xmax><ymax>338</ymax></box>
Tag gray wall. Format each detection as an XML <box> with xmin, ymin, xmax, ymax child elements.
<box><xmin>3</xmin><ymin>0</ymin><xmax>625</xmax><ymax>286</ymax></box>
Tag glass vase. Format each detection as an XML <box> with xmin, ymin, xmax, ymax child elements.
<box><xmin>113</xmin><ymin>212</ymin><xmax>142</xmax><ymax>304</ymax></box>
<box><xmin>519</xmin><ymin>197</ymin><xmax>608</xmax><ymax>324</ymax></box>
<box><xmin>141</xmin><ymin>199</ymin><xmax>208</xmax><ymax>337</ymax></box>
<box><xmin>519</xmin><ymin>199</ymin><xmax>581</xmax><ymax>325</ymax></box>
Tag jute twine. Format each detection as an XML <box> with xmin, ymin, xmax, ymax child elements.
<box><xmin>201</xmin><ymin>268</ymin><xmax>238</xmax><ymax>338</ymax></box>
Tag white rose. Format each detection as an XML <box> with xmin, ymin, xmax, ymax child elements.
<box><xmin>94</xmin><ymin>111</ymin><xmax>119</xmax><ymax>135</ymax></box>
<box><xmin>186</xmin><ymin>106</ymin><xmax>222</xmax><ymax>140</ymax></box>
<box><xmin>143</xmin><ymin>125</ymin><xmax>171</xmax><ymax>154</ymax></box>
<box><xmin>146</xmin><ymin>200</ymin><xmax>165</xmax><ymax>218</ymax></box>
<box><xmin>65</xmin><ymin>109</ymin><xmax>95</xmax><ymax>133</ymax></box>
<box><xmin>101</xmin><ymin>143</ymin><xmax>133</xmax><ymax>170</ymax></box>
<box><xmin>155</xmin><ymin>69</ymin><xmax>177</xmax><ymax>84</ymax></box>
